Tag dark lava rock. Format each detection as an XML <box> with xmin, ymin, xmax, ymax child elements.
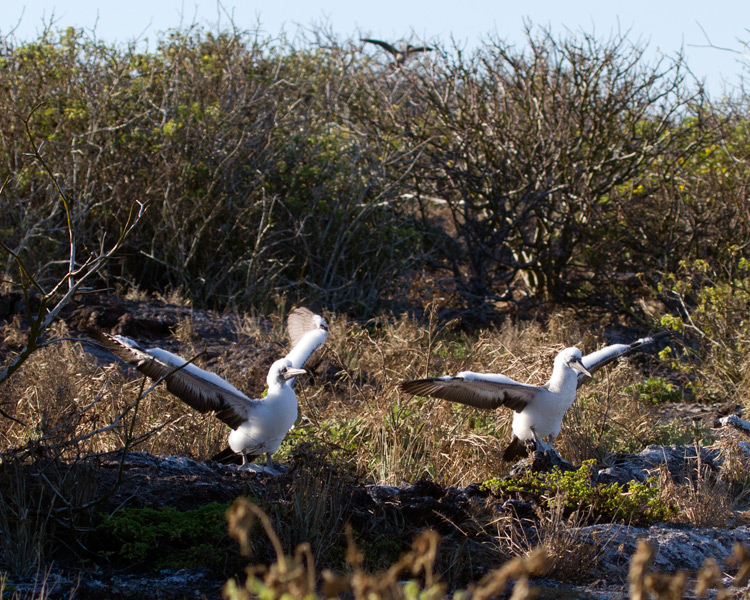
<box><xmin>95</xmin><ymin>451</ymin><xmax>266</xmax><ymax>512</ymax></box>
<box><xmin>509</xmin><ymin>447</ymin><xmax>576</xmax><ymax>476</ymax></box>
<box><xmin>497</xmin><ymin>498</ymin><xmax>538</xmax><ymax>519</ymax></box>
<box><xmin>66</xmin><ymin>293</ymin><xmax>237</xmax><ymax>344</ymax></box>
<box><xmin>361</xmin><ymin>479</ymin><xmax>475</xmax><ymax>534</ymax></box>
<box><xmin>595</xmin><ymin>444</ymin><xmax>722</xmax><ymax>486</ymax></box>
<box><xmin>9</xmin><ymin>565</ymin><xmax>226</xmax><ymax>600</ymax></box>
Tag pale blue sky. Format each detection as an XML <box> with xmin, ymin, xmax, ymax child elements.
<box><xmin>4</xmin><ymin>1</ymin><xmax>749</xmax><ymax>97</ymax></box>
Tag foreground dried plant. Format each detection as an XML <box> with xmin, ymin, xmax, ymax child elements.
<box><xmin>629</xmin><ymin>539</ymin><xmax>750</xmax><ymax>600</ymax></box>
<box><xmin>226</xmin><ymin>500</ymin><xmax>750</xmax><ymax>600</ymax></box>
<box><xmin>225</xmin><ymin>497</ymin><xmax>549</xmax><ymax>600</ymax></box>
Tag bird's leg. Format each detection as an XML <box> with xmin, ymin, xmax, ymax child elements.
<box><xmin>532</xmin><ymin>429</ymin><xmax>552</xmax><ymax>453</ymax></box>
<box><xmin>240</xmin><ymin>451</ymin><xmax>248</xmax><ymax>467</ymax></box>
<box><xmin>546</xmin><ymin>435</ymin><xmax>564</xmax><ymax>460</ymax></box>
<box><xmin>265</xmin><ymin>452</ymin><xmax>274</xmax><ymax>469</ymax></box>
<box><xmin>532</xmin><ymin>428</ymin><xmax>543</xmax><ymax>449</ymax></box>
<box><xmin>523</xmin><ymin>438</ymin><xmax>537</xmax><ymax>455</ymax></box>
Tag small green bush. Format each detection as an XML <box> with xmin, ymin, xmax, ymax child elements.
<box><xmin>482</xmin><ymin>460</ymin><xmax>676</xmax><ymax>525</ymax></box>
<box><xmin>659</xmin><ymin>252</ymin><xmax>750</xmax><ymax>404</ymax></box>
<box><xmin>624</xmin><ymin>377</ymin><xmax>682</xmax><ymax>404</ymax></box>
<box><xmin>96</xmin><ymin>502</ymin><xmax>235</xmax><ymax>570</ymax></box>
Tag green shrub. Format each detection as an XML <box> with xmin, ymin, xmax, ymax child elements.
<box><xmin>659</xmin><ymin>252</ymin><xmax>750</xmax><ymax>404</ymax></box>
<box><xmin>1</xmin><ymin>23</ymin><xmax>740</xmax><ymax>321</ymax></box>
<box><xmin>96</xmin><ymin>502</ymin><xmax>235</xmax><ymax>569</ymax></box>
<box><xmin>624</xmin><ymin>378</ymin><xmax>682</xmax><ymax>404</ymax></box>
<box><xmin>482</xmin><ymin>460</ymin><xmax>676</xmax><ymax>524</ymax></box>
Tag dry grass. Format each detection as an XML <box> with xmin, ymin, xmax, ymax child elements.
<box><xmin>659</xmin><ymin>454</ymin><xmax>735</xmax><ymax>529</ymax></box>
<box><xmin>0</xmin><ymin>304</ymin><xmax>728</xmax><ymax>485</ymax></box>
<box><xmin>263</xmin><ymin>445</ymin><xmax>357</xmax><ymax>565</ymax></box>
<box><xmin>493</xmin><ymin>498</ymin><xmax>602</xmax><ymax>582</ymax></box>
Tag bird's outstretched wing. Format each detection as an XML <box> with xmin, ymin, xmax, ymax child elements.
<box><xmin>405</xmin><ymin>44</ymin><xmax>433</xmax><ymax>53</ymax></box>
<box><xmin>400</xmin><ymin>371</ymin><xmax>542</xmax><ymax>412</ymax></box>
<box><xmin>361</xmin><ymin>38</ymin><xmax>399</xmax><ymax>56</ymax></box>
<box><xmin>285</xmin><ymin>307</ymin><xmax>328</xmax><ymax>370</ymax></box>
<box><xmin>287</xmin><ymin>307</ymin><xmax>319</xmax><ymax>347</ymax></box>
<box><xmin>89</xmin><ymin>330</ymin><xmax>254</xmax><ymax>429</ymax></box>
<box><xmin>577</xmin><ymin>332</ymin><xmax>671</xmax><ymax>388</ymax></box>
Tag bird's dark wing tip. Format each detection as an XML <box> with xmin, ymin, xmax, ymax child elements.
<box><xmin>634</xmin><ymin>331</ymin><xmax>672</xmax><ymax>349</ymax></box>
<box><xmin>399</xmin><ymin>378</ymin><xmax>447</xmax><ymax>396</ymax></box>
<box><xmin>86</xmin><ymin>328</ymin><xmax>142</xmax><ymax>356</ymax></box>
<box><xmin>399</xmin><ymin>379</ymin><xmax>425</xmax><ymax>394</ymax></box>
<box><xmin>86</xmin><ymin>326</ymin><xmax>109</xmax><ymax>343</ymax></box>
<box><xmin>650</xmin><ymin>331</ymin><xmax>672</xmax><ymax>342</ymax></box>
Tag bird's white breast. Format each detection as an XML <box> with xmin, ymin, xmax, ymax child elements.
<box><xmin>512</xmin><ymin>370</ymin><xmax>579</xmax><ymax>441</ymax></box>
<box><xmin>228</xmin><ymin>386</ymin><xmax>298</xmax><ymax>456</ymax></box>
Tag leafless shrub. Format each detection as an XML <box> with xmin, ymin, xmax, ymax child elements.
<box><xmin>387</xmin><ymin>25</ymin><xmax>716</xmax><ymax>319</ymax></box>
<box><xmin>0</xmin><ymin>105</ymin><xmax>143</xmax><ymax>389</ymax></box>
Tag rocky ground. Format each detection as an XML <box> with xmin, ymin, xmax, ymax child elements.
<box><xmin>5</xmin><ymin>445</ymin><xmax>750</xmax><ymax>599</ymax></box>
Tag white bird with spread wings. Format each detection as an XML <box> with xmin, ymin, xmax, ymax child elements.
<box><xmin>400</xmin><ymin>333</ymin><xmax>669</xmax><ymax>461</ymax></box>
<box><xmin>91</xmin><ymin>307</ymin><xmax>328</xmax><ymax>470</ymax></box>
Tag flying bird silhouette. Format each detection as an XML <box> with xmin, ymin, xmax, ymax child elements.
<box><xmin>400</xmin><ymin>333</ymin><xmax>670</xmax><ymax>461</ymax></box>
<box><xmin>361</xmin><ymin>38</ymin><xmax>433</xmax><ymax>65</ymax></box>
<box><xmin>90</xmin><ymin>307</ymin><xmax>328</xmax><ymax>470</ymax></box>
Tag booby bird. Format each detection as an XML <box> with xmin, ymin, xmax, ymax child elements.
<box><xmin>360</xmin><ymin>38</ymin><xmax>434</xmax><ymax>65</ymax></box>
<box><xmin>90</xmin><ymin>307</ymin><xmax>328</xmax><ymax>469</ymax></box>
<box><xmin>399</xmin><ymin>332</ymin><xmax>669</xmax><ymax>461</ymax></box>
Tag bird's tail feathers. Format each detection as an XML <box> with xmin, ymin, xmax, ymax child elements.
<box><xmin>211</xmin><ymin>447</ymin><xmax>244</xmax><ymax>465</ymax></box>
<box><xmin>502</xmin><ymin>435</ymin><xmax>529</xmax><ymax>462</ymax></box>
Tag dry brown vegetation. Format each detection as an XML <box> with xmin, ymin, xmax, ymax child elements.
<box><xmin>0</xmin><ymin>299</ymin><xmax>737</xmax><ymax>485</ymax></box>
<box><xmin>223</xmin><ymin>499</ymin><xmax>750</xmax><ymax>600</ymax></box>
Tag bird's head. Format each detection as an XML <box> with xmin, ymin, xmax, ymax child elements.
<box><xmin>557</xmin><ymin>347</ymin><xmax>592</xmax><ymax>378</ymax></box>
<box><xmin>268</xmin><ymin>358</ymin><xmax>307</xmax><ymax>387</ymax></box>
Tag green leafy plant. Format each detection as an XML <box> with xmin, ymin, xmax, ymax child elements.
<box><xmin>483</xmin><ymin>460</ymin><xmax>676</xmax><ymax>524</ymax></box>
<box><xmin>96</xmin><ymin>502</ymin><xmax>235</xmax><ymax>569</ymax></box>
<box><xmin>659</xmin><ymin>252</ymin><xmax>750</xmax><ymax>404</ymax></box>
<box><xmin>624</xmin><ymin>377</ymin><xmax>682</xmax><ymax>404</ymax></box>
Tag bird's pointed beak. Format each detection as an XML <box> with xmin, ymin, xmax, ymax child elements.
<box><xmin>571</xmin><ymin>358</ymin><xmax>592</xmax><ymax>378</ymax></box>
<box><xmin>283</xmin><ymin>367</ymin><xmax>307</xmax><ymax>380</ymax></box>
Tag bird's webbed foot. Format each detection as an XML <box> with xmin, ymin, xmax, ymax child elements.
<box><xmin>529</xmin><ymin>429</ymin><xmax>553</xmax><ymax>454</ymax></box>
